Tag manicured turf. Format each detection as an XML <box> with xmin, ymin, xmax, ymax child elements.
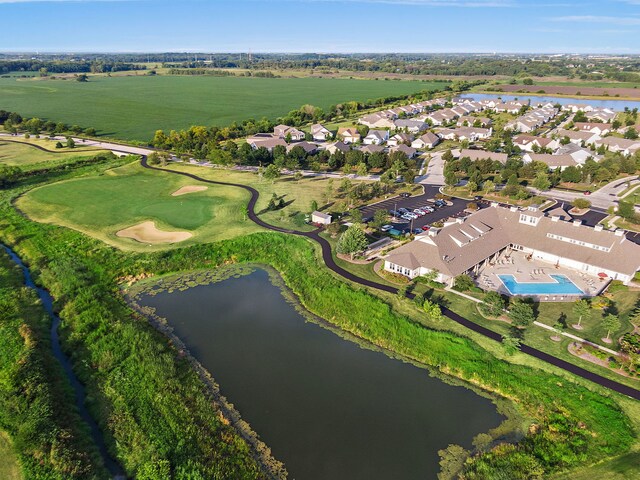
<box><xmin>172</xmin><ymin>164</ymin><xmax>362</xmax><ymax>231</ymax></box>
<box><xmin>0</xmin><ymin>432</ymin><xmax>21</xmax><ymax>480</ymax></box>
<box><xmin>17</xmin><ymin>162</ymin><xmax>263</xmax><ymax>250</ymax></box>
<box><xmin>18</xmin><ymin>161</ymin><xmax>361</xmax><ymax>249</ymax></box>
<box><xmin>0</xmin><ymin>75</ymin><xmax>445</xmax><ymax>141</ymax></box>
<box><xmin>0</xmin><ymin>139</ymin><xmax>103</xmax><ymax>167</ymax></box>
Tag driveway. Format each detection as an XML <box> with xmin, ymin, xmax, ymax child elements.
<box><xmin>416</xmin><ymin>151</ymin><xmax>445</xmax><ymax>186</ymax></box>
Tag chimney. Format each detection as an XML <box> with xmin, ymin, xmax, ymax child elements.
<box><xmin>551</xmin><ymin>216</ymin><xmax>560</xmax><ymax>222</ymax></box>
<box><xmin>491</xmin><ymin>201</ymin><xmax>499</xmax><ymax>208</ymax></box>
<box><xmin>573</xmin><ymin>220</ymin><xmax>582</xmax><ymax>227</ymax></box>
<box><xmin>456</xmin><ymin>217</ymin><xmax>465</xmax><ymax>224</ymax></box>
<box><xmin>510</xmin><ymin>206</ymin><xmax>518</xmax><ymax>212</ymax></box>
<box><xmin>614</xmin><ymin>229</ymin><xmax>624</xmax><ymax>237</ymax></box>
<box><xmin>594</xmin><ymin>224</ymin><xmax>604</xmax><ymax>232</ymax></box>
<box><xmin>428</xmin><ymin>228</ymin><xmax>440</xmax><ymax>237</ymax></box>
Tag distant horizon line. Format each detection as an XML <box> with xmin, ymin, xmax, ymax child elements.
<box><xmin>1</xmin><ymin>50</ymin><xmax>640</xmax><ymax>56</ymax></box>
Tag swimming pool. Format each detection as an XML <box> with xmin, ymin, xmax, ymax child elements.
<box><xmin>498</xmin><ymin>274</ymin><xmax>584</xmax><ymax>296</ymax></box>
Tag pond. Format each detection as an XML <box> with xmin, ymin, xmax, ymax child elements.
<box><xmin>460</xmin><ymin>93</ymin><xmax>640</xmax><ymax>111</ymax></box>
<box><xmin>135</xmin><ymin>268</ymin><xmax>504</xmax><ymax>480</ymax></box>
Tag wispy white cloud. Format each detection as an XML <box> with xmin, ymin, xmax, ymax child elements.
<box><xmin>551</xmin><ymin>15</ymin><xmax>640</xmax><ymax>25</ymax></box>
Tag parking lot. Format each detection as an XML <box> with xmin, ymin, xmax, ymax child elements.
<box><xmin>360</xmin><ymin>186</ymin><xmax>475</xmax><ymax>233</ymax></box>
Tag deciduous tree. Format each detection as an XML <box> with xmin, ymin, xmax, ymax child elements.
<box><xmin>336</xmin><ymin>224</ymin><xmax>368</xmax><ymax>259</ymax></box>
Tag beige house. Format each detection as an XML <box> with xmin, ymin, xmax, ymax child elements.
<box><xmin>337</xmin><ymin>128</ymin><xmax>361</xmax><ymax>144</ymax></box>
<box><xmin>411</xmin><ymin>132</ymin><xmax>440</xmax><ymax>150</ymax></box>
<box><xmin>384</xmin><ymin>205</ymin><xmax>640</xmax><ymax>288</ymax></box>
<box><xmin>457</xmin><ymin>148</ymin><xmax>507</xmax><ymax>164</ymax></box>
<box><xmin>522</xmin><ymin>153</ymin><xmax>578</xmax><ymax>171</ymax></box>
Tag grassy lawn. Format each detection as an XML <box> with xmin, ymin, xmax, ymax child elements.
<box><xmin>17</xmin><ymin>161</ymin><xmax>263</xmax><ymax>251</ymax></box>
<box><xmin>536</xmin><ymin>290</ymin><xmax>639</xmax><ymax>346</ymax></box>
<box><xmin>172</xmin><ymin>164</ymin><xmax>372</xmax><ymax>231</ymax></box>
<box><xmin>0</xmin><ymin>432</ymin><xmax>21</xmax><ymax>480</ymax></box>
<box><xmin>0</xmin><ymin>75</ymin><xmax>445</xmax><ymax>141</ymax></box>
<box><xmin>0</xmin><ymin>139</ymin><xmax>105</xmax><ymax>167</ymax></box>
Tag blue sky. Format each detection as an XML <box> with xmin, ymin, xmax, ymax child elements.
<box><xmin>1</xmin><ymin>0</ymin><xmax>639</xmax><ymax>53</ymax></box>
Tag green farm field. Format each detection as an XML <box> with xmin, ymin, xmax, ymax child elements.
<box><xmin>0</xmin><ymin>75</ymin><xmax>445</xmax><ymax>141</ymax></box>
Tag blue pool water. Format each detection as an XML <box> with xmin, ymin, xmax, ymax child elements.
<box><xmin>498</xmin><ymin>274</ymin><xmax>584</xmax><ymax>296</ymax></box>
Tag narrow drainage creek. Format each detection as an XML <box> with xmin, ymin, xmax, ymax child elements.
<box><xmin>2</xmin><ymin>244</ymin><xmax>125</xmax><ymax>479</ymax></box>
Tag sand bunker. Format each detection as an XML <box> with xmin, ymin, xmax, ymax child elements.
<box><xmin>171</xmin><ymin>185</ymin><xmax>208</xmax><ymax>196</ymax></box>
<box><xmin>116</xmin><ymin>221</ymin><xmax>192</xmax><ymax>244</ymax></box>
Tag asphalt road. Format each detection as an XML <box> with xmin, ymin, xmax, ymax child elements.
<box><xmin>140</xmin><ymin>157</ymin><xmax>640</xmax><ymax>401</ymax></box>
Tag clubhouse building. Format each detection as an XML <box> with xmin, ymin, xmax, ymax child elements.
<box><xmin>384</xmin><ymin>205</ymin><xmax>640</xmax><ymax>297</ymax></box>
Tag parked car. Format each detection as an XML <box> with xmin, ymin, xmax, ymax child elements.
<box><xmin>434</xmin><ymin>200</ymin><xmax>446</xmax><ymax>207</ymax></box>
<box><xmin>389</xmin><ymin>210</ymin><xmax>401</xmax><ymax>217</ymax></box>
<box><xmin>398</xmin><ymin>207</ymin><xmax>409</xmax><ymax>214</ymax></box>
<box><xmin>413</xmin><ymin>209</ymin><xmax>426</xmax><ymax>216</ymax></box>
<box><xmin>421</xmin><ymin>225</ymin><xmax>431</xmax><ymax>231</ymax></box>
<box><xmin>412</xmin><ymin>228</ymin><xmax>423</xmax><ymax>234</ymax></box>
<box><xmin>583</xmin><ymin>191</ymin><xmax>591</xmax><ymax>196</ymax></box>
<box><xmin>400</xmin><ymin>192</ymin><xmax>411</xmax><ymax>198</ymax></box>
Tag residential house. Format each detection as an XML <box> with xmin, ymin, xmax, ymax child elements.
<box><xmin>325</xmin><ymin>141</ymin><xmax>350</xmax><ymax>155</ymax></box>
<box><xmin>287</xmin><ymin>141</ymin><xmax>317</xmax><ymax>154</ymax></box>
<box><xmin>586</xmin><ymin>109</ymin><xmax>616</xmax><ymax>123</ymax></box>
<box><xmin>310</xmin><ymin>124</ymin><xmax>332</xmax><ymax>142</ymax></box>
<box><xmin>411</xmin><ymin>132</ymin><xmax>441</xmax><ymax>150</ymax></box>
<box><xmin>337</xmin><ymin>127</ymin><xmax>361</xmax><ymax>144</ymax></box>
<box><xmin>574</xmin><ymin>122</ymin><xmax>612</xmax><ymax>136</ymax></box>
<box><xmin>522</xmin><ymin>153</ymin><xmax>578</xmax><ymax>171</ymax></box>
<box><xmin>594</xmin><ymin>137</ymin><xmax>640</xmax><ymax>156</ymax></box>
<box><xmin>456</xmin><ymin>116</ymin><xmax>491</xmax><ymax>128</ymax></box>
<box><xmin>438</xmin><ymin>127</ymin><xmax>492</xmax><ymax>142</ymax></box>
<box><xmin>360</xmin><ymin>144</ymin><xmax>385</xmax><ymax>155</ymax></box>
<box><xmin>359</xmin><ymin>113</ymin><xmax>395</xmax><ymax>129</ymax></box>
<box><xmin>394</xmin><ymin>118</ymin><xmax>428</xmax><ymax>133</ymax></box>
<box><xmin>556</xmin><ymin>129</ymin><xmax>601</xmax><ymax>146</ymax></box>
<box><xmin>389</xmin><ymin>144</ymin><xmax>417</xmax><ymax>158</ymax></box>
<box><xmin>387</xmin><ymin>132</ymin><xmax>414</xmax><ymax>147</ymax></box>
<box><xmin>363</xmin><ymin>129</ymin><xmax>390</xmax><ymax>145</ymax></box>
<box><xmin>247</xmin><ymin>136</ymin><xmax>288</xmax><ymax>152</ymax></box>
<box><xmin>556</xmin><ymin>143</ymin><xmax>597</xmax><ymax>165</ymax></box>
<box><xmin>512</xmin><ymin>135</ymin><xmax>560</xmax><ymax>152</ymax></box>
<box><xmin>457</xmin><ymin>148</ymin><xmax>507</xmax><ymax>164</ymax></box>
<box><xmin>274</xmin><ymin>124</ymin><xmax>305</xmax><ymax>141</ymax></box>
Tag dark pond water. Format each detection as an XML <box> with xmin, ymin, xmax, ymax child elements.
<box><xmin>137</xmin><ymin>269</ymin><xmax>504</xmax><ymax>480</ymax></box>
<box><xmin>461</xmin><ymin>93</ymin><xmax>640</xmax><ymax>111</ymax></box>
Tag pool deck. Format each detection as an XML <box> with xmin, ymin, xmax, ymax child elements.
<box><xmin>476</xmin><ymin>251</ymin><xmax>608</xmax><ymax>300</ymax></box>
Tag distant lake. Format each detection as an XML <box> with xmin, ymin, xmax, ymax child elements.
<box><xmin>136</xmin><ymin>268</ymin><xmax>504</xmax><ymax>480</ymax></box>
<box><xmin>460</xmin><ymin>93</ymin><xmax>640</xmax><ymax>111</ymax></box>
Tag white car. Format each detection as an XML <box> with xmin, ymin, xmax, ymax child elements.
<box><xmin>380</xmin><ymin>224</ymin><xmax>393</xmax><ymax>232</ymax></box>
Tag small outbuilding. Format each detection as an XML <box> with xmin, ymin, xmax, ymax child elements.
<box><xmin>311</xmin><ymin>211</ymin><xmax>332</xmax><ymax>225</ymax></box>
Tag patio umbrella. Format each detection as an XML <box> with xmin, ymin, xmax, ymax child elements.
<box><xmin>598</xmin><ymin>272</ymin><xmax>608</xmax><ymax>278</ymax></box>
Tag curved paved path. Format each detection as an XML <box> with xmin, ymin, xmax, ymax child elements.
<box><xmin>140</xmin><ymin>158</ymin><xmax>640</xmax><ymax>401</ymax></box>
